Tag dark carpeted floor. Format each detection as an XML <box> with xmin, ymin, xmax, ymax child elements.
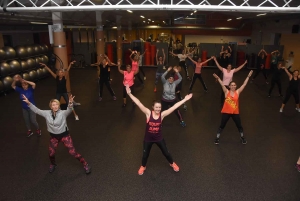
<box><xmin>0</xmin><ymin>63</ymin><xmax>300</xmax><ymax>201</ymax></box>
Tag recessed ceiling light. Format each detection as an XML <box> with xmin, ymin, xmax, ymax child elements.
<box><xmin>190</xmin><ymin>13</ymin><xmax>193</xmax><ymax>15</ymax></box>
<box><xmin>227</xmin><ymin>19</ymin><xmax>232</xmax><ymax>21</ymax></box>
<box><xmin>257</xmin><ymin>13</ymin><xmax>266</xmax><ymax>16</ymax></box>
<box><xmin>140</xmin><ymin>15</ymin><xmax>145</xmax><ymax>18</ymax></box>
<box><xmin>236</xmin><ymin>17</ymin><xmax>242</xmax><ymax>19</ymax></box>
<box><xmin>112</xmin><ymin>26</ymin><xmax>117</xmax><ymax>29</ymax></box>
<box><xmin>148</xmin><ymin>19</ymin><xmax>151</xmax><ymax>21</ymax></box>
<box><xmin>127</xmin><ymin>10</ymin><xmax>132</xmax><ymax>13</ymax></box>
<box><xmin>143</xmin><ymin>21</ymin><xmax>145</xmax><ymax>23</ymax></box>
<box><xmin>152</xmin><ymin>21</ymin><xmax>154</xmax><ymax>22</ymax></box>
<box><xmin>194</xmin><ymin>10</ymin><xmax>197</xmax><ymax>13</ymax></box>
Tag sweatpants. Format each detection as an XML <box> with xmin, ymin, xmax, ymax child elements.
<box><xmin>22</xmin><ymin>108</ymin><xmax>39</xmax><ymax>130</ymax></box>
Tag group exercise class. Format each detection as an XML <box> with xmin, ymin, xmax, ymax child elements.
<box><xmin>0</xmin><ymin>0</ymin><xmax>300</xmax><ymax>200</ymax></box>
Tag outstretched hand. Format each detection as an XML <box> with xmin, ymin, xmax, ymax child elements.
<box><xmin>117</xmin><ymin>59</ymin><xmax>121</xmax><ymax>65</ymax></box>
<box><xmin>213</xmin><ymin>73</ymin><xmax>220</xmax><ymax>79</ymax></box>
<box><xmin>39</xmin><ymin>63</ymin><xmax>46</xmax><ymax>67</ymax></box>
<box><xmin>247</xmin><ymin>70</ymin><xmax>253</xmax><ymax>77</ymax></box>
<box><xmin>69</xmin><ymin>94</ymin><xmax>75</xmax><ymax>104</ymax></box>
<box><xmin>173</xmin><ymin>67</ymin><xmax>179</xmax><ymax>73</ymax></box>
<box><xmin>184</xmin><ymin>93</ymin><xmax>193</xmax><ymax>101</ymax></box>
<box><xmin>22</xmin><ymin>94</ymin><xmax>30</xmax><ymax>104</ymax></box>
<box><xmin>167</xmin><ymin>66</ymin><xmax>172</xmax><ymax>71</ymax></box>
<box><xmin>70</xmin><ymin>60</ymin><xmax>76</xmax><ymax>65</ymax></box>
<box><xmin>125</xmin><ymin>85</ymin><xmax>131</xmax><ymax>94</ymax></box>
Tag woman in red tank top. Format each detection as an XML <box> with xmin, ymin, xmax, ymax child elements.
<box><xmin>213</xmin><ymin>70</ymin><xmax>253</xmax><ymax>145</ymax></box>
<box><xmin>125</xmin><ymin>85</ymin><xmax>192</xmax><ymax>175</ymax></box>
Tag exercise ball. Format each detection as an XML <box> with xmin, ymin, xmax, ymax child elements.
<box><xmin>15</xmin><ymin>46</ymin><xmax>28</xmax><ymax>58</ymax></box>
<box><xmin>33</xmin><ymin>44</ymin><xmax>42</xmax><ymax>56</ymax></box>
<box><xmin>0</xmin><ymin>62</ymin><xmax>11</xmax><ymax>77</ymax></box>
<box><xmin>42</xmin><ymin>55</ymin><xmax>49</xmax><ymax>64</ymax></box>
<box><xmin>26</xmin><ymin>45</ymin><xmax>34</xmax><ymax>57</ymax></box>
<box><xmin>36</xmin><ymin>68</ymin><xmax>43</xmax><ymax>79</ymax></box>
<box><xmin>2</xmin><ymin>76</ymin><xmax>13</xmax><ymax>90</ymax></box>
<box><xmin>20</xmin><ymin>60</ymin><xmax>29</xmax><ymax>71</ymax></box>
<box><xmin>29</xmin><ymin>70</ymin><xmax>37</xmax><ymax>81</ymax></box>
<box><xmin>27</xmin><ymin>58</ymin><xmax>36</xmax><ymax>70</ymax></box>
<box><xmin>41</xmin><ymin>44</ymin><xmax>49</xmax><ymax>53</ymax></box>
<box><xmin>0</xmin><ymin>80</ymin><xmax>4</xmax><ymax>92</ymax></box>
<box><xmin>42</xmin><ymin>67</ymin><xmax>49</xmax><ymax>75</ymax></box>
<box><xmin>22</xmin><ymin>73</ymin><xmax>30</xmax><ymax>81</ymax></box>
<box><xmin>0</xmin><ymin>48</ymin><xmax>6</xmax><ymax>61</ymax></box>
<box><xmin>35</xmin><ymin>57</ymin><xmax>42</xmax><ymax>65</ymax></box>
<box><xmin>3</xmin><ymin>46</ymin><xmax>16</xmax><ymax>60</ymax></box>
<box><xmin>9</xmin><ymin>60</ymin><xmax>21</xmax><ymax>74</ymax></box>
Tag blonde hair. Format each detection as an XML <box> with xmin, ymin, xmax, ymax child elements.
<box><xmin>49</xmin><ymin>99</ymin><xmax>60</xmax><ymax>109</ymax></box>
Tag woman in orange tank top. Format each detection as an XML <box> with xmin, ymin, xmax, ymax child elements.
<box><xmin>213</xmin><ymin>70</ymin><xmax>253</xmax><ymax>145</ymax></box>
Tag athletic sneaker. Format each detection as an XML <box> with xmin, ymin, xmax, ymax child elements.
<box><xmin>295</xmin><ymin>164</ymin><xmax>300</xmax><ymax>172</ymax></box>
<box><xmin>180</xmin><ymin>121</ymin><xmax>186</xmax><ymax>127</ymax></box>
<box><xmin>138</xmin><ymin>166</ymin><xmax>146</xmax><ymax>175</ymax></box>
<box><xmin>98</xmin><ymin>97</ymin><xmax>102</xmax><ymax>101</ymax></box>
<box><xmin>113</xmin><ymin>96</ymin><xmax>117</xmax><ymax>101</ymax></box>
<box><xmin>75</xmin><ymin>115</ymin><xmax>79</xmax><ymax>120</ymax></box>
<box><xmin>296</xmin><ymin>108</ymin><xmax>300</xmax><ymax>112</ymax></box>
<box><xmin>36</xmin><ymin>129</ymin><xmax>42</xmax><ymax>136</ymax></box>
<box><xmin>266</xmin><ymin>81</ymin><xmax>269</xmax><ymax>84</ymax></box>
<box><xmin>183</xmin><ymin>104</ymin><xmax>187</xmax><ymax>111</ymax></box>
<box><xmin>170</xmin><ymin>162</ymin><xmax>179</xmax><ymax>172</ymax></box>
<box><xmin>144</xmin><ymin>76</ymin><xmax>146</xmax><ymax>80</ymax></box>
<box><xmin>279</xmin><ymin>108</ymin><xmax>283</xmax><ymax>113</ymax></box>
<box><xmin>27</xmin><ymin>130</ymin><xmax>33</xmax><ymax>138</ymax></box>
<box><xmin>214</xmin><ymin>138</ymin><xmax>220</xmax><ymax>145</ymax></box>
<box><xmin>187</xmin><ymin>76</ymin><xmax>191</xmax><ymax>81</ymax></box>
<box><xmin>73</xmin><ymin>102</ymin><xmax>81</xmax><ymax>106</ymax></box>
<box><xmin>154</xmin><ymin>87</ymin><xmax>157</xmax><ymax>92</ymax></box>
<box><xmin>84</xmin><ymin>164</ymin><xmax>91</xmax><ymax>174</ymax></box>
<box><xmin>49</xmin><ymin>164</ymin><xmax>57</xmax><ymax>173</ymax></box>
<box><xmin>241</xmin><ymin>137</ymin><xmax>247</xmax><ymax>144</ymax></box>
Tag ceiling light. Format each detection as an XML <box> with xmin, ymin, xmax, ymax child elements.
<box><xmin>148</xmin><ymin>19</ymin><xmax>151</xmax><ymax>21</ymax></box>
<box><xmin>112</xmin><ymin>26</ymin><xmax>117</xmax><ymax>29</ymax></box>
<box><xmin>163</xmin><ymin>21</ymin><xmax>165</xmax><ymax>23</ymax></box>
<box><xmin>257</xmin><ymin>13</ymin><xmax>266</xmax><ymax>16</ymax></box>
<box><xmin>30</xmin><ymin>22</ymin><xmax>48</xmax><ymax>24</ymax></box>
<box><xmin>143</xmin><ymin>21</ymin><xmax>145</xmax><ymax>23</ymax></box>
<box><xmin>127</xmin><ymin>10</ymin><xmax>132</xmax><ymax>13</ymax></box>
<box><xmin>140</xmin><ymin>15</ymin><xmax>145</xmax><ymax>18</ymax></box>
<box><xmin>194</xmin><ymin>10</ymin><xmax>197</xmax><ymax>13</ymax></box>
<box><xmin>236</xmin><ymin>17</ymin><xmax>242</xmax><ymax>19</ymax></box>
<box><xmin>190</xmin><ymin>13</ymin><xmax>193</xmax><ymax>15</ymax></box>
<box><xmin>152</xmin><ymin>21</ymin><xmax>154</xmax><ymax>22</ymax></box>
<box><xmin>227</xmin><ymin>19</ymin><xmax>232</xmax><ymax>21</ymax></box>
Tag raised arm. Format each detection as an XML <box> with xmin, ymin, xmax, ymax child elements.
<box><xmin>237</xmin><ymin>70</ymin><xmax>253</xmax><ymax>94</ymax></box>
<box><xmin>129</xmin><ymin>51</ymin><xmax>134</xmax><ymax>62</ymax></box>
<box><xmin>162</xmin><ymin>49</ymin><xmax>166</xmax><ymax>63</ymax></box>
<box><xmin>220</xmin><ymin>46</ymin><xmax>224</xmax><ymax>56</ymax></box>
<box><xmin>141</xmin><ymin>49</ymin><xmax>147</xmax><ymax>56</ymax></box>
<box><xmin>40</xmin><ymin>63</ymin><xmax>57</xmax><ymax>79</ymax></box>
<box><xmin>213</xmin><ymin>57</ymin><xmax>223</xmax><ymax>71</ymax></box>
<box><xmin>234</xmin><ymin>60</ymin><xmax>247</xmax><ymax>73</ymax></box>
<box><xmin>283</xmin><ymin>67</ymin><xmax>292</xmax><ymax>79</ymax></box>
<box><xmin>156</xmin><ymin>49</ymin><xmax>159</xmax><ymax>63</ymax></box>
<box><xmin>161</xmin><ymin>67</ymin><xmax>172</xmax><ymax>84</ymax></box>
<box><xmin>228</xmin><ymin>46</ymin><xmax>232</xmax><ymax>53</ymax></box>
<box><xmin>262</xmin><ymin>49</ymin><xmax>267</xmax><ymax>55</ymax></box>
<box><xmin>66</xmin><ymin>60</ymin><xmax>75</xmax><ymax>71</ymax></box>
<box><xmin>258</xmin><ymin>49</ymin><xmax>263</xmax><ymax>56</ymax></box>
<box><xmin>161</xmin><ymin>93</ymin><xmax>193</xmax><ymax>119</ymax></box>
<box><xmin>117</xmin><ymin>60</ymin><xmax>124</xmax><ymax>74</ymax></box>
<box><xmin>169</xmin><ymin>50</ymin><xmax>178</xmax><ymax>57</ymax></box>
<box><xmin>11</xmin><ymin>74</ymin><xmax>21</xmax><ymax>89</ymax></box>
<box><xmin>125</xmin><ymin>85</ymin><xmax>151</xmax><ymax>117</ymax></box>
<box><xmin>173</xmin><ymin>67</ymin><xmax>182</xmax><ymax>85</ymax></box>
<box><xmin>213</xmin><ymin>73</ymin><xmax>228</xmax><ymax>94</ymax></box>
<box><xmin>22</xmin><ymin>95</ymin><xmax>48</xmax><ymax>118</ymax></box>
<box><xmin>23</xmin><ymin>79</ymin><xmax>36</xmax><ymax>89</ymax></box>
<box><xmin>63</xmin><ymin>94</ymin><xmax>75</xmax><ymax>116</ymax></box>
<box><xmin>200</xmin><ymin>56</ymin><xmax>214</xmax><ymax>66</ymax></box>
<box><xmin>187</xmin><ymin>56</ymin><xmax>197</xmax><ymax>64</ymax></box>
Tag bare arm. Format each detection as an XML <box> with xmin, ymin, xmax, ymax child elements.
<box><xmin>66</xmin><ymin>60</ymin><xmax>75</xmax><ymax>71</ymax></box>
<box><xmin>169</xmin><ymin>51</ymin><xmax>178</xmax><ymax>57</ymax></box>
<box><xmin>283</xmin><ymin>67</ymin><xmax>292</xmax><ymax>79</ymax></box>
<box><xmin>156</xmin><ymin>49</ymin><xmax>159</xmax><ymax>63</ymax></box>
<box><xmin>220</xmin><ymin>46</ymin><xmax>224</xmax><ymax>56</ymax></box>
<box><xmin>237</xmin><ymin>70</ymin><xmax>253</xmax><ymax>94</ymax></box>
<box><xmin>187</xmin><ymin>56</ymin><xmax>197</xmax><ymax>64</ymax></box>
<box><xmin>161</xmin><ymin>67</ymin><xmax>172</xmax><ymax>84</ymax></box>
<box><xmin>11</xmin><ymin>74</ymin><xmax>21</xmax><ymax>89</ymax></box>
<box><xmin>129</xmin><ymin>52</ymin><xmax>134</xmax><ymax>62</ymax></box>
<box><xmin>258</xmin><ymin>49</ymin><xmax>263</xmax><ymax>56</ymax></box>
<box><xmin>213</xmin><ymin>57</ymin><xmax>223</xmax><ymax>71</ymax></box>
<box><xmin>40</xmin><ymin>63</ymin><xmax>57</xmax><ymax>79</ymax></box>
<box><xmin>162</xmin><ymin>49</ymin><xmax>166</xmax><ymax>63</ymax></box>
<box><xmin>23</xmin><ymin>80</ymin><xmax>36</xmax><ymax>89</ymax></box>
<box><xmin>117</xmin><ymin>61</ymin><xmax>124</xmax><ymax>74</ymax></box>
<box><xmin>201</xmin><ymin>57</ymin><xmax>214</xmax><ymax>66</ymax></box>
<box><xmin>125</xmin><ymin>85</ymin><xmax>151</xmax><ymax>117</ymax></box>
<box><xmin>234</xmin><ymin>60</ymin><xmax>247</xmax><ymax>73</ymax></box>
<box><xmin>161</xmin><ymin>94</ymin><xmax>193</xmax><ymax>119</ymax></box>
<box><xmin>213</xmin><ymin>73</ymin><xmax>228</xmax><ymax>94</ymax></box>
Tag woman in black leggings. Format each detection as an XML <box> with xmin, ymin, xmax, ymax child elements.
<box><xmin>279</xmin><ymin>68</ymin><xmax>300</xmax><ymax>113</ymax></box>
<box><xmin>252</xmin><ymin>49</ymin><xmax>268</xmax><ymax>84</ymax></box>
<box><xmin>125</xmin><ymin>85</ymin><xmax>192</xmax><ymax>175</ymax></box>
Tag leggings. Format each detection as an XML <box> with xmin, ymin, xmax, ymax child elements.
<box><xmin>123</xmin><ymin>85</ymin><xmax>134</xmax><ymax>98</ymax></box>
<box><xmin>268</xmin><ymin>79</ymin><xmax>282</xmax><ymax>95</ymax></box>
<box><xmin>134</xmin><ymin>71</ymin><xmax>144</xmax><ymax>84</ymax></box>
<box><xmin>179</xmin><ymin>61</ymin><xmax>189</xmax><ymax>77</ymax></box>
<box><xmin>139</xmin><ymin>66</ymin><xmax>146</xmax><ymax>77</ymax></box>
<box><xmin>142</xmin><ymin>139</ymin><xmax>173</xmax><ymax>167</ymax></box>
<box><xmin>189</xmin><ymin>73</ymin><xmax>207</xmax><ymax>91</ymax></box>
<box><xmin>22</xmin><ymin>108</ymin><xmax>39</xmax><ymax>130</ymax></box>
<box><xmin>283</xmin><ymin>89</ymin><xmax>299</xmax><ymax>104</ymax></box>
<box><xmin>253</xmin><ymin>68</ymin><xmax>268</xmax><ymax>80</ymax></box>
<box><xmin>49</xmin><ymin>134</ymin><xmax>87</xmax><ymax>166</ymax></box>
<box><xmin>217</xmin><ymin>113</ymin><xmax>244</xmax><ymax>135</ymax></box>
<box><xmin>56</xmin><ymin>93</ymin><xmax>69</xmax><ymax>103</ymax></box>
<box><xmin>161</xmin><ymin>99</ymin><xmax>183</xmax><ymax>121</ymax></box>
<box><xmin>99</xmin><ymin>79</ymin><xmax>115</xmax><ymax>97</ymax></box>
<box><xmin>155</xmin><ymin>72</ymin><xmax>164</xmax><ymax>85</ymax></box>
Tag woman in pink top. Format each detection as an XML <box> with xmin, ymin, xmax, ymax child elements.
<box><xmin>214</xmin><ymin>57</ymin><xmax>247</xmax><ymax>103</ymax></box>
<box><xmin>129</xmin><ymin>51</ymin><xmax>144</xmax><ymax>85</ymax></box>
<box><xmin>118</xmin><ymin>60</ymin><xmax>139</xmax><ymax>107</ymax></box>
<box><xmin>187</xmin><ymin>56</ymin><xmax>214</xmax><ymax>93</ymax></box>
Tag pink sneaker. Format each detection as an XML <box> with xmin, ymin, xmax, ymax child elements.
<box><xmin>170</xmin><ymin>162</ymin><xmax>179</xmax><ymax>172</ymax></box>
<box><xmin>138</xmin><ymin>166</ymin><xmax>146</xmax><ymax>175</ymax></box>
<box><xmin>296</xmin><ymin>164</ymin><xmax>300</xmax><ymax>172</ymax></box>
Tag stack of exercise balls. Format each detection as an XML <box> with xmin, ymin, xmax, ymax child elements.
<box><xmin>0</xmin><ymin>44</ymin><xmax>49</xmax><ymax>94</ymax></box>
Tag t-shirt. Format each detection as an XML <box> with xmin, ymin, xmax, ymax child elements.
<box><xmin>15</xmin><ymin>86</ymin><xmax>35</xmax><ymax>109</ymax></box>
<box><xmin>195</xmin><ymin>63</ymin><xmax>203</xmax><ymax>74</ymax></box>
<box><xmin>222</xmin><ymin>68</ymin><xmax>234</xmax><ymax>86</ymax></box>
<box><xmin>177</xmin><ymin>54</ymin><xmax>187</xmax><ymax>61</ymax></box>
<box><xmin>56</xmin><ymin>76</ymin><xmax>67</xmax><ymax>93</ymax></box>
<box><xmin>123</xmin><ymin>71</ymin><xmax>134</xmax><ymax>87</ymax></box>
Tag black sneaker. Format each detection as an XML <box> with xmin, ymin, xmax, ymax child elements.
<box><xmin>241</xmin><ymin>137</ymin><xmax>247</xmax><ymax>144</ymax></box>
<box><xmin>49</xmin><ymin>164</ymin><xmax>57</xmax><ymax>173</ymax></box>
<box><xmin>214</xmin><ymin>138</ymin><xmax>220</xmax><ymax>145</ymax></box>
<box><xmin>180</xmin><ymin>121</ymin><xmax>186</xmax><ymax>127</ymax></box>
<box><xmin>84</xmin><ymin>164</ymin><xmax>91</xmax><ymax>174</ymax></box>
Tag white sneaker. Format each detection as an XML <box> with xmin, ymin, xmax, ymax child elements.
<box><xmin>279</xmin><ymin>108</ymin><xmax>283</xmax><ymax>113</ymax></box>
<box><xmin>74</xmin><ymin>102</ymin><xmax>81</xmax><ymax>106</ymax></box>
<box><xmin>296</xmin><ymin>108</ymin><xmax>300</xmax><ymax>112</ymax></box>
<box><xmin>75</xmin><ymin>115</ymin><xmax>79</xmax><ymax>120</ymax></box>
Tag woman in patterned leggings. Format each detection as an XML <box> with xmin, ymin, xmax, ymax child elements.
<box><xmin>22</xmin><ymin>94</ymin><xmax>91</xmax><ymax>174</ymax></box>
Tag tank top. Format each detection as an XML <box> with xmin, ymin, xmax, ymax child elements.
<box><xmin>123</xmin><ymin>71</ymin><xmax>134</xmax><ymax>87</ymax></box>
<box><xmin>156</xmin><ymin>61</ymin><xmax>165</xmax><ymax>73</ymax></box>
<box><xmin>195</xmin><ymin>63</ymin><xmax>203</xmax><ymax>74</ymax></box>
<box><xmin>288</xmin><ymin>77</ymin><xmax>299</xmax><ymax>91</ymax></box>
<box><xmin>99</xmin><ymin>64</ymin><xmax>109</xmax><ymax>80</ymax></box>
<box><xmin>222</xmin><ymin>68</ymin><xmax>234</xmax><ymax>86</ymax></box>
<box><xmin>221</xmin><ymin>91</ymin><xmax>239</xmax><ymax>114</ymax></box>
<box><xmin>144</xmin><ymin>112</ymin><xmax>163</xmax><ymax>142</ymax></box>
<box><xmin>56</xmin><ymin>76</ymin><xmax>67</xmax><ymax>93</ymax></box>
<box><xmin>132</xmin><ymin>61</ymin><xmax>138</xmax><ymax>72</ymax></box>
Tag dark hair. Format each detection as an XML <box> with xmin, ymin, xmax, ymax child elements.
<box><xmin>293</xmin><ymin>70</ymin><xmax>299</xmax><ymax>73</ymax></box>
<box><xmin>126</xmin><ymin>64</ymin><xmax>132</xmax><ymax>68</ymax></box>
<box><xmin>152</xmin><ymin>100</ymin><xmax>161</xmax><ymax>106</ymax></box>
<box><xmin>228</xmin><ymin>81</ymin><xmax>236</xmax><ymax>86</ymax></box>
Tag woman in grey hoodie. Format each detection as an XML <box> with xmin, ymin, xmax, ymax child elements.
<box><xmin>161</xmin><ymin>66</ymin><xmax>187</xmax><ymax>127</ymax></box>
<box><xmin>22</xmin><ymin>94</ymin><xmax>91</xmax><ymax>174</ymax></box>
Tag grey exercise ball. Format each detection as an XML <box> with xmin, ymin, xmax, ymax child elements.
<box><xmin>29</xmin><ymin>70</ymin><xmax>38</xmax><ymax>81</ymax></box>
<box><xmin>36</xmin><ymin>68</ymin><xmax>43</xmax><ymax>79</ymax></box>
<box><xmin>3</xmin><ymin>47</ymin><xmax>16</xmax><ymax>59</ymax></box>
<box><xmin>22</xmin><ymin>73</ymin><xmax>30</xmax><ymax>81</ymax></box>
<box><xmin>2</xmin><ymin>76</ymin><xmax>13</xmax><ymax>90</ymax></box>
<box><xmin>33</xmin><ymin>45</ymin><xmax>42</xmax><ymax>56</ymax></box>
<box><xmin>9</xmin><ymin>60</ymin><xmax>21</xmax><ymax>74</ymax></box>
<box><xmin>0</xmin><ymin>62</ymin><xmax>11</xmax><ymax>77</ymax></box>
<box><xmin>27</xmin><ymin>58</ymin><xmax>36</xmax><ymax>70</ymax></box>
<box><xmin>21</xmin><ymin>60</ymin><xmax>29</xmax><ymax>71</ymax></box>
<box><xmin>0</xmin><ymin>48</ymin><xmax>6</xmax><ymax>61</ymax></box>
<box><xmin>26</xmin><ymin>46</ymin><xmax>34</xmax><ymax>57</ymax></box>
<box><xmin>42</xmin><ymin>55</ymin><xmax>49</xmax><ymax>64</ymax></box>
<box><xmin>41</xmin><ymin>44</ymin><xmax>49</xmax><ymax>53</ymax></box>
<box><xmin>0</xmin><ymin>80</ymin><xmax>4</xmax><ymax>92</ymax></box>
<box><xmin>15</xmin><ymin>46</ymin><xmax>28</xmax><ymax>58</ymax></box>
